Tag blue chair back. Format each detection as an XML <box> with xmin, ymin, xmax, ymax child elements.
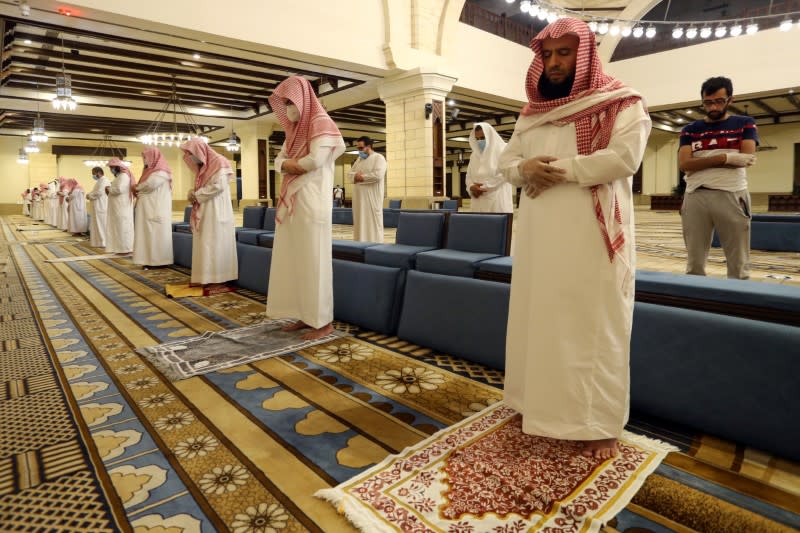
<box><xmin>262</xmin><ymin>208</ymin><xmax>277</xmax><ymax>231</ymax></box>
<box><xmin>445</xmin><ymin>213</ymin><xmax>510</xmax><ymax>255</ymax></box>
<box><xmin>389</xmin><ymin>199</ymin><xmax>402</xmax><ymax>209</ymax></box>
<box><xmin>242</xmin><ymin>206</ymin><xmax>266</xmax><ymax>229</ymax></box>
<box><xmin>395</xmin><ymin>212</ymin><xmax>446</xmax><ymax>247</ymax></box>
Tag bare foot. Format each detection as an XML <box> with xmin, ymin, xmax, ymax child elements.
<box><xmin>581</xmin><ymin>438</ymin><xmax>618</xmax><ymax>460</ymax></box>
<box><xmin>301</xmin><ymin>323</ymin><xmax>334</xmax><ymax>340</ymax></box>
<box><xmin>282</xmin><ymin>320</ymin><xmax>309</xmax><ymax>332</ymax></box>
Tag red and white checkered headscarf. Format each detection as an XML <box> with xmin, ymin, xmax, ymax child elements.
<box><xmin>180</xmin><ymin>139</ymin><xmax>233</xmax><ymax>233</ymax></box>
<box><xmin>268</xmin><ymin>76</ymin><xmax>341</xmax><ymax>223</ymax></box>
<box><xmin>107</xmin><ymin>158</ymin><xmax>137</xmax><ymax>201</ymax></box>
<box><xmin>522</xmin><ymin>17</ymin><xmax>643</xmax><ymax>262</ymax></box>
<box><xmin>139</xmin><ymin>146</ymin><xmax>172</xmax><ymax>190</ymax></box>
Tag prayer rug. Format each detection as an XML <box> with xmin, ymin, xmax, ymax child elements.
<box><xmin>164</xmin><ymin>282</ymin><xmax>236</xmax><ymax>298</ymax></box>
<box><xmin>44</xmin><ymin>253</ymin><xmax>127</xmax><ymax>263</ymax></box>
<box><xmin>317</xmin><ymin>402</ymin><xmax>677</xmax><ymax>533</ymax></box>
<box><xmin>137</xmin><ymin>319</ymin><xmax>347</xmax><ymax>380</ymax></box>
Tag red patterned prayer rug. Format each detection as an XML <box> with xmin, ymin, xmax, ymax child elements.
<box><xmin>317</xmin><ymin>403</ymin><xmax>676</xmax><ymax>533</ymax></box>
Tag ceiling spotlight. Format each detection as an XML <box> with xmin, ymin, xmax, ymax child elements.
<box><xmin>505</xmin><ymin>0</ymin><xmax>514</xmax><ymax>3</ymax></box>
<box><xmin>448</xmin><ymin>99</ymin><xmax>455</xmax><ymax>106</ymax></box>
<box><xmin>609</xmin><ymin>24</ymin><xmax>621</xmax><ymax>36</ymax></box>
<box><xmin>537</xmin><ymin>8</ymin><xmax>548</xmax><ymax>20</ymax></box>
<box><xmin>779</xmin><ymin>19</ymin><xmax>793</xmax><ymax>32</ymax></box>
<box><xmin>23</xmin><ymin>39</ymin><xmax>31</xmax><ymax>44</ymax></box>
<box><xmin>520</xmin><ymin>0</ymin><xmax>531</xmax><ymax>13</ymax></box>
<box><xmin>645</xmin><ymin>26</ymin><xmax>656</xmax><ymax>38</ymax></box>
<box><xmin>632</xmin><ymin>26</ymin><xmax>644</xmax><ymax>38</ymax></box>
<box><xmin>193</xmin><ymin>53</ymin><xmax>201</xmax><ymax>59</ymax></box>
<box><xmin>598</xmin><ymin>21</ymin><xmax>609</xmax><ymax>34</ymax></box>
<box><xmin>672</xmin><ymin>27</ymin><xmax>684</xmax><ymax>39</ymax></box>
<box><xmin>686</xmin><ymin>26</ymin><xmax>698</xmax><ymax>39</ymax></box>
<box><xmin>730</xmin><ymin>24</ymin><xmax>743</xmax><ymax>36</ymax></box>
<box><xmin>621</xmin><ymin>25</ymin><xmax>632</xmax><ymax>37</ymax></box>
<box><xmin>588</xmin><ymin>20</ymin><xmax>598</xmax><ymax>32</ymax></box>
<box><xmin>700</xmin><ymin>26</ymin><xmax>712</xmax><ymax>38</ymax></box>
<box><xmin>546</xmin><ymin>12</ymin><xmax>558</xmax><ymax>23</ymax></box>
<box><xmin>714</xmin><ymin>25</ymin><xmax>727</xmax><ymax>38</ymax></box>
<box><xmin>746</xmin><ymin>23</ymin><xmax>758</xmax><ymax>34</ymax></box>
<box><xmin>529</xmin><ymin>4</ymin><xmax>539</xmax><ymax>17</ymax></box>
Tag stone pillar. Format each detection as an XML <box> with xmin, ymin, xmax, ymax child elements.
<box><xmin>378</xmin><ymin>69</ymin><xmax>456</xmax><ymax>199</ymax></box>
<box><xmin>238</xmin><ymin>121</ymin><xmax>273</xmax><ymax>208</ymax></box>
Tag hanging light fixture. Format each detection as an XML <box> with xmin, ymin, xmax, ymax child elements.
<box><xmin>24</xmin><ymin>135</ymin><xmax>40</xmax><ymax>153</ymax></box>
<box><xmin>52</xmin><ymin>34</ymin><xmax>78</xmax><ymax>111</ymax></box>
<box><xmin>31</xmin><ymin>95</ymin><xmax>48</xmax><ymax>142</ymax></box>
<box><xmin>224</xmin><ymin>107</ymin><xmax>240</xmax><ymax>152</ymax></box>
<box><xmin>17</xmin><ymin>147</ymin><xmax>29</xmax><ymax>164</ymax></box>
<box><xmin>139</xmin><ymin>76</ymin><xmax>210</xmax><ymax>146</ymax></box>
<box><xmin>83</xmin><ymin>135</ymin><xmax>132</xmax><ymax>167</ymax></box>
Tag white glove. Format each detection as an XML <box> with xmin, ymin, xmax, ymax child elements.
<box><xmin>725</xmin><ymin>152</ymin><xmax>756</xmax><ymax>167</ymax></box>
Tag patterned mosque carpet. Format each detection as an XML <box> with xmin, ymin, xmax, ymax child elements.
<box><xmin>1</xmin><ymin>213</ymin><xmax>798</xmax><ymax>533</ymax></box>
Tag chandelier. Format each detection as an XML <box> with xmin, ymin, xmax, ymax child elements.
<box><xmin>139</xmin><ymin>77</ymin><xmax>209</xmax><ymax>146</ymax></box>
<box><xmin>83</xmin><ymin>135</ymin><xmax>132</xmax><ymax>168</ymax></box>
<box><xmin>224</xmin><ymin>106</ymin><xmax>240</xmax><ymax>152</ymax></box>
<box><xmin>31</xmin><ymin>115</ymin><xmax>48</xmax><ymax>142</ymax></box>
<box><xmin>17</xmin><ymin>148</ymin><xmax>29</xmax><ymax>164</ymax></box>
<box><xmin>24</xmin><ymin>135</ymin><xmax>40</xmax><ymax>153</ymax></box>
<box><xmin>52</xmin><ymin>34</ymin><xmax>78</xmax><ymax>111</ymax></box>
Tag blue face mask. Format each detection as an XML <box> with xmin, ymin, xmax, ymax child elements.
<box><xmin>358</xmin><ymin>151</ymin><xmax>369</xmax><ymax>159</ymax></box>
<box><xmin>477</xmin><ymin>139</ymin><xmax>486</xmax><ymax>152</ymax></box>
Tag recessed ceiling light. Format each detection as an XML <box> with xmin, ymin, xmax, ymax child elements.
<box><xmin>23</xmin><ymin>39</ymin><xmax>31</xmax><ymax>44</ymax></box>
<box><xmin>180</xmin><ymin>61</ymin><xmax>201</xmax><ymax>67</ymax></box>
<box><xmin>193</xmin><ymin>53</ymin><xmax>201</xmax><ymax>60</ymax></box>
<box><xmin>141</xmin><ymin>90</ymin><xmax>157</xmax><ymax>95</ymax></box>
<box><xmin>90</xmin><ymin>128</ymin><xmax>103</xmax><ymax>132</ymax></box>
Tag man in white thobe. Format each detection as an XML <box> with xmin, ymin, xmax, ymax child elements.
<box><xmin>181</xmin><ymin>139</ymin><xmax>238</xmax><ymax>287</ymax></box>
<box><xmin>105</xmin><ymin>160</ymin><xmax>135</xmax><ymax>255</ymax></box>
<box><xmin>57</xmin><ymin>178</ymin><xmax>69</xmax><ymax>231</ymax></box>
<box><xmin>466</xmin><ymin>123</ymin><xmax>514</xmax><ymax>213</ymax></box>
<box><xmin>86</xmin><ymin>167</ymin><xmax>110</xmax><ymax>248</ymax></box>
<box><xmin>499</xmin><ymin>18</ymin><xmax>651</xmax><ymax>460</ymax></box>
<box><xmin>66</xmin><ymin>179</ymin><xmax>88</xmax><ymax>235</ymax></box>
<box><xmin>133</xmin><ymin>147</ymin><xmax>174</xmax><ymax>268</ymax></box>
<box><xmin>266</xmin><ymin>76</ymin><xmax>345</xmax><ymax>340</ymax></box>
<box><xmin>22</xmin><ymin>190</ymin><xmax>31</xmax><ymax>216</ymax></box>
<box><xmin>349</xmin><ymin>136</ymin><xmax>386</xmax><ymax>242</ymax></box>
<box><xmin>46</xmin><ymin>179</ymin><xmax>58</xmax><ymax>226</ymax></box>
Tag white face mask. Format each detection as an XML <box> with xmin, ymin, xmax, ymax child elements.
<box><xmin>286</xmin><ymin>104</ymin><xmax>300</xmax><ymax>123</ymax></box>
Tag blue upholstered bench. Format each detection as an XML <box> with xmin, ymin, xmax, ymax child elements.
<box><xmin>235</xmin><ymin>206</ymin><xmax>267</xmax><ymax>236</ymax></box>
<box><xmin>475</xmin><ymin>256</ymin><xmax>513</xmax><ymax>282</ymax></box>
<box><xmin>416</xmin><ymin>213</ymin><xmax>511</xmax><ymax>277</ymax></box>
<box><xmin>172</xmin><ymin>232</ymin><xmax>193</xmax><ymax>268</ymax></box>
<box><xmin>257</xmin><ymin>232</ymin><xmax>275</xmax><ymax>248</ymax></box>
<box><xmin>388</xmin><ymin>199</ymin><xmax>402</xmax><ymax>209</ymax></box>
<box><xmin>236</xmin><ymin>242</ymin><xmax>271</xmax><ymax>294</ymax></box>
<box><xmin>237</xmin><ymin>208</ymin><xmax>276</xmax><ymax>245</ymax></box>
<box><xmin>332</xmin><ymin>260</ymin><xmax>406</xmax><ymax>334</ymax></box>
<box><xmin>383</xmin><ymin>208</ymin><xmax>401</xmax><ymax>228</ymax></box>
<box><xmin>332</xmin><ymin>208</ymin><xmax>353</xmax><ymax>225</ymax></box>
<box><xmin>397</xmin><ymin>270</ymin><xmax>510</xmax><ymax>370</ymax></box>
<box><xmin>441</xmin><ymin>199</ymin><xmax>458</xmax><ymax>211</ymax></box>
<box><xmin>331</xmin><ymin>240</ymin><xmax>380</xmax><ymax>262</ymax></box>
<box><xmin>365</xmin><ymin>212</ymin><xmax>446</xmax><ymax>269</ymax></box>
<box><xmin>172</xmin><ymin>206</ymin><xmax>192</xmax><ymax>233</ymax></box>
<box><xmin>712</xmin><ymin>213</ymin><xmax>800</xmax><ymax>252</ymax></box>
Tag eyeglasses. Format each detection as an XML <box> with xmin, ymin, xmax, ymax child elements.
<box><xmin>702</xmin><ymin>98</ymin><xmax>730</xmax><ymax>107</ymax></box>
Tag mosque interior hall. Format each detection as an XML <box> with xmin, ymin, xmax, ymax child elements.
<box><xmin>1</xmin><ymin>1</ymin><xmax>799</xmax><ymax>532</ymax></box>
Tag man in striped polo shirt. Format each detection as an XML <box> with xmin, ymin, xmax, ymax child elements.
<box><xmin>678</xmin><ymin>76</ymin><xmax>759</xmax><ymax>279</ymax></box>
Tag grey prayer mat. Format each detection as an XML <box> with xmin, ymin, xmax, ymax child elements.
<box><xmin>136</xmin><ymin>319</ymin><xmax>347</xmax><ymax>381</ymax></box>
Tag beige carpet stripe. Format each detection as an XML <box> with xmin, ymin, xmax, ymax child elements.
<box><xmin>173</xmin><ymin>377</ymin><xmax>358</xmax><ymax>533</ymax></box>
<box><xmin>253</xmin><ymin>357</ymin><xmax>428</xmax><ymax>451</ymax></box>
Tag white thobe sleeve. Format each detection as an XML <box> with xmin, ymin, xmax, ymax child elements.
<box><xmin>355</xmin><ymin>155</ymin><xmax>387</xmax><ymax>184</ymax></box>
<box><xmin>194</xmin><ymin>172</ymin><xmax>227</xmax><ymax>203</ymax></box>
<box><xmin>109</xmin><ymin>174</ymin><xmax>130</xmax><ymax>196</ymax></box>
<box><xmin>498</xmin><ymin>133</ymin><xmax>528</xmax><ymax>188</ymax></box>
<box><xmin>549</xmin><ymin>102</ymin><xmax>651</xmax><ymax>187</ymax></box>
<box><xmin>136</xmin><ymin>173</ymin><xmax>168</xmax><ymax>195</ymax></box>
<box><xmin>297</xmin><ymin>136</ymin><xmax>346</xmax><ymax>172</ymax></box>
<box><xmin>275</xmin><ymin>143</ymin><xmax>289</xmax><ymax>173</ymax></box>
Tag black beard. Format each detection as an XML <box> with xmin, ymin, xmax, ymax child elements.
<box><xmin>706</xmin><ymin>105</ymin><xmax>729</xmax><ymax>121</ymax></box>
<box><xmin>538</xmin><ymin>72</ymin><xmax>575</xmax><ymax>100</ymax></box>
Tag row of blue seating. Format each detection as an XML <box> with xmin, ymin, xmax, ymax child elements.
<box><xmin>172</xmin><ymin>206</ymin><xmax>800</xmax><ymax>462</ymax></box>
<box><xmin>711</xmin><ymin>213</ymin><xmax>800</xmax><ymax>252</ymax></box>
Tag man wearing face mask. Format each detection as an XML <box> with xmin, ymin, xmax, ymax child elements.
<box><xmin>86</xmin><ymin>167</ymin><xmax>110</xmax><ymax>248</ymax></box>
<box><xmin>181</xmin><ymin>139</ymin><xmax>238</xmax><ymax>289</ymax></box>
<box><xmin>105</xmin><ymin>159</ymin><xmax>136</xmax><ymax>255</ymax></box>
<box><xmin>267</xmin><ymin>76</ymin><xmax>345</xmax><ymax>341</ymax></box>
<box><xmin>348</xmin><ymin>136</ymin><xmax>387</xmax><ymax>242</ymax></box>
<box><xmin>678</xmin><ymin>76</ymin><xmax>758</xmax><ymax>280</ymax></box>
<box><xmin>466</xmin><ymin>123</ymin><xmax>513</xmax><ymax>213</ymax></box>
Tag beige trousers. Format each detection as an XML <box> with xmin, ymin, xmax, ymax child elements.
<box><xmin>681</xmin><ymin>188</ymin><xmax>751</xmax><ymax>279</ymax></box>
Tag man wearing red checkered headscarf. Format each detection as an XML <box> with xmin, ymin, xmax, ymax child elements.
<box><xmin>266</xmin><ymin>76</ymin><xmax>345</xmax><ymax>341</ymax></box>
<box><xmin>499</xmin><ymin>18</ymin><xmax>652</xmax><ymax>460</ymax></box>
